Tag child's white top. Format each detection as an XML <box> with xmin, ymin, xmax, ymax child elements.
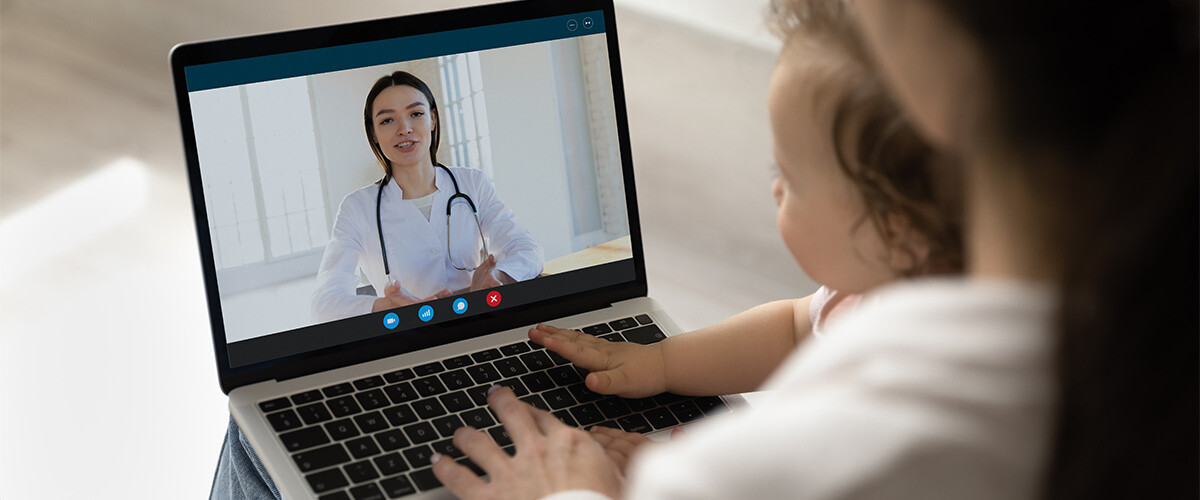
<box><xmin>809</xmin><ymin>285</ymin><xmax>864</xmax><ymax>338</ymax></box>
<box><xmin>545</xmin><ymin>277</ymin><xmax>1057</xmax><ymax>500</ymax></box>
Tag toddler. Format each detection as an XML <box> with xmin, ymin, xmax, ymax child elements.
<box><xmin>529</xmin><ymin>0</ymin><xmax>962</xmax><ymax>468</ymax></box>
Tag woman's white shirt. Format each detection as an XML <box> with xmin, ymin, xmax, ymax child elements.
<box><xmin>550</xmin><ymin>278</ymin><xmax>1057</xmax><ymax>500</ymax></box>
<box><xmin>311</xmin><ymin>166</ymin><xmax>544</xmax><ymax>322</ymax></box>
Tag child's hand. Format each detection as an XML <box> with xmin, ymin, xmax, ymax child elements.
<box><xmin>528</xmin><ymin>323</ymin><xmax>668</xmax><ymax>398</ymax></box>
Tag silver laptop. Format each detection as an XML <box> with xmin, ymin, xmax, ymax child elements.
<box><xmin>171</xmin><ymin>1</ymin><xmax>742</xmax><ymax>498</ymax></box>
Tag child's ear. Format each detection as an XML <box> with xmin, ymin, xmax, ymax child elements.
<box><xmin>885</xmin><ymin>214</ymin><xmax>931</xmax><ymax>274</ymax></box>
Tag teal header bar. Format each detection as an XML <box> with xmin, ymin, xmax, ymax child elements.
<box><xmin>185</xmin><ymin>11</ymin><xmax>606</xmax><ymax>92</ymax></box>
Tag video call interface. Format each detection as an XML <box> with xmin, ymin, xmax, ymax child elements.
<box><xmin>183</xmin><ymin>11</ymin><xmax>637</xmax><ymax>367</ymax></box>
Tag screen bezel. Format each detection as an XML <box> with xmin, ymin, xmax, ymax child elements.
<box><xmin>169</xmin><ymin>0</ymin><xmax>647</xmax><ymax>394</ymax></box>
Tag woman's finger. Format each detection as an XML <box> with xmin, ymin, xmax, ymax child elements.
<box><xmin>487</xmin><ymin>386</ymin><xmax>543</xmax><ymax>447</ymax></box>
<box><xmin>452</xmin><ymin>426</ymin><xmax>508</xmax><ymax>472</ymax></box>
<box><xmin>430</xmin><ymin>453</ymin><xmax>486</xmax><ymax>498</ymax></box>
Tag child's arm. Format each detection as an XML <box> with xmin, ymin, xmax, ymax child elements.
<box><xmin>528</xmin><ymin>295</ymin><xmax>814</xmax><ymax>398</ymax></box>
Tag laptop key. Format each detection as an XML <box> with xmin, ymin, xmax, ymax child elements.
<box><xmin>458</xmin><ymin>457</ymin><xmax>486</xmax><ymax>476</ymax></box>
<box><xmin>305</xmin><ymin>467</ymin><xmax>349</xmax><ymax>493</ymax></box>
<box><xmin>465</xmin><ymin>364</ymin><xmax>502</xmax><ymax>385</ymax></box>
<box><xmin>280</xmin><ymin>426</ymin><xmax>331</xmax><ymax>452</ymax></box>
<box><xmin>267</xmin><ymin>409</ymin><xmax>302</xmax><ymax>432</ymax></box>
<box><xmin>546</xmin><ymin>366</ymin><xmax>583</xmax><ymax>386</ymax></box>
<box><xmin>344</xmin><ymin>460</ymin><xmax>381</xmax><ymax>483</ymax></box>
<box><xmin>382</xmin><ymin>404</ymin><xmax>417</xmax><ymax>427</ymax></box>
<box><xmin>432</xmin><ymin>414</ymin><xmax>465</xmax><ymax>438</ymax></box>
<box><xmin>442</xmin><ymin>355</ymin><xmax>474</xmax><ymax>369</ymax></box>
<box><xmin>439</xmin><ymin>370</ymin><xmax>473</xmax><ymax>391</ymax></box>
<box><xmin>546</xmin><ymin>350</ymin><xmax>570</xmax><ymax>366</ymax></box>
<box><xmin>413</xmin><ymin>398</ymin><xmax>447</xmax><ymax>420</ymax></box>
<box><xmin>294</xmin><ymin>443</ymin><xmax>352</xmax><ymax>472</ymax></box>
<box><xmin>497</xmin><ymin>378</ymin><xmax>529</xmax><ymax>396</ymax></box>
<box><xmin>598</xmin><ymin>332</ymin><xmax>625</xmax><ymax>342</ymax></box>
<box><xmin>471</xmin><ymin>349</ymin><xmax>502</xmax><ymax>363</ymax></box>
<box><xmin>413</xmin><ymin>376</ymin><xmax>448</xmax><ymax>398</ymax></box>
<box><xmin>348</xmin><ymin>482</ymin><xmax>385</xmax><ymax>500</ymax></box>
<box><xmin>567</xmin><ymin>383</ymin><xmax>602</xmax><ymax>403</ymax></box>
<box><xmin>624</xmin><ymin>397</ymin><xmax>656</xmax><ymax>412</ymax></box>
<box><xmin>325</xmin><ymin>418</ymin><xmax>361</xmax><ymax>441</ymax></box>
<box><xmin>487</xmin><ymin>426</ymin><xmax>513</xmax><ymax>447</ymax></box>
<box><xmin>431</xmin><ymin>438</ymin><xmax>464</xmax><ymax>458</ymax></box>
<box><xmin>520</xmin><ymin>394</ymin><xmax>550</xmax><ymax>411</ymax></box>
<box><xmin>520</xmin><ymin>351</ymin><xmax>554</xmax><ymax>372</ymax></box>
<box><xmin>623</xmin><ymin>325</ymin><xmax>666</xmax><ymax>345</ymax></box>
<box><xmin>466</xmin><ymin>385</ymin><xmax>491</xmax><ymax>406</ymax></box>
<box><xmin>383</xmin><ymin>382</ymin><xmax>418</xmax><ymax>404</ymax></box>
<box><xmin>616</xmin><ymin>414</ymin><xmax>653</xmax><ymax>434</ymax></box>
<box><xmin>634</xmin><ymin>314</ymin><xmax>653</xmax><ymax>325</ymax></box>
<box><xmin>410</xmin><ymin>468</ymin><xmax>442</xmax><ymax>492</ymax></box>
<box><xmin>380</xmin><ymin>475</ymin><xmax>416</xmax><ymax>498</ymax></box>
<box><xmin>653</xmin><ymin>392</ymin><xmax>687</xmax><ymax>405</ymax></box>
<box><xmin>582</xmin><ymin>324</ymin><xmax>612</xmax><ymax>335</ymax></box>
<box><xmin>402</xmin><ymin>422</ymin><xmax>438</xmax><ymax>444</ymax></box>
<box><xmin>525</xmin><ymin>340</ymin><xmax>547</xmax><ymax>351</ymax></box>
<box><xmin>494</xmin><ymin>357</ymin><xmax>528</xmax><ymax>378</ymax></box>
<box><xmin>402</xmin><ymin>445</ymin><xmax>435</xmax><ymax>469</ymax></box>
<box><xmin>355</xmin><ymin>389</ymin><xmax>389</xmax><ymax>411</ymax></box>
<box><xmin>608</xmin><ymin>317</ymin><xmax>639</xmax><ymax>331</ymax></box>
<box><xmin>500</xmin><ymin>342</ymin><xmax>531</xmax><ymax>356</ymax></box>
<box><xmin>569</xmin><ymin>403</ymin><xmax>605</xmax><ymax>426</ymax></box>
<box><xmin>413</xmin><ymin>362</ymin><xmax>444</xmax><ymax>376</ymax></box>
<box><xmin>542</xmin><ymin>388</ymin><xmax>577</xmax><ymax>410</ymax></box>
<box><xmin>323</xmin><ymin>383</ymin><xmax>355</xmax><ymax>398</ymax></box>
<box><xmin>520</xmin><ymin>372</ymin><xmax>555</xmax><ymax>393</ymax></box>
<box><xmin>668</xmin><ymin>401</ymin><xmax>704</xmax><ymax>423</ymax></box>
<box><xmin>259</xmin><ymin>397</ymin><xmax>291</xmax><ymax>413</ymax></box>
<box><xmin>374</xmin><ymin>429</ymin><xmax>410</xmax><ymax>451</ymax></box>
<box><xmin>382</xmin><ymin>368</ymin><xmax>415</xmax><ymax>383</ymax></box>
<box><xmin>291</xmin><ymin>390</ymin><xmax>325</xmax><ymax>405</ymax></box>
<box><xmin>644</xmin><ymin>407</ymin><xmax>679</xmax><ymax>430</ymax></box>
<box><xmin>354</xmin><ymin>411</ymin><xmax>389</xmax><ymax>434</ymax></box>
<box><xmin>373</xmin><ymin>452</ymin><xmax>409</xmax><ymax>475</ymax></box>
<box><xmin>460</xmin><ymin>408</ymin><xmax>496</xmax><ymax>429</ymax></box>
<box><xmin>353</xmin><ymin>376</ymin><xmax>385</xmax><ymax>391</ymax></box>
<box><xmin>439</xmin><ymin>391</ymin><xmax>474</xmax><ymax>413</ymax></box>
<box><xmin>380</xmin><ymin>474</ymin><xmax>416</xmax><ymax>497</ymax></box>
<box><xmin>328</xmin><ymin>395</ymin><xmax>363</xmax><ymax>417</ymax></box>
<box><xmin>552</xmin><ymin>410</ymin><xmax>578</xmax><ymax>427</ymax></box>
<box><xmin>695</xmin><ymin>396</ymin><xmax>729</xmax><ymax>415</ymax></box>
<box><xmin>596</xmin><ymin>397</ymin><xmax>632</xmax><ymax>419</ymax></box>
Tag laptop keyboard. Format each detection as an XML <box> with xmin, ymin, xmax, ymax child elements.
<box><xmin>256</xmin><ymin>315</ymin><xmax>730</xmax><ymax>500</ymax></box>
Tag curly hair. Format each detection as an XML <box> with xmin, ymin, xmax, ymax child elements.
<box><xmin>769</xmin><ymin>0</ymin><xmax>963</xmax><ymax>276</ymax></box>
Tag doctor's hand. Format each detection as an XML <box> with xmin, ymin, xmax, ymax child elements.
<box><xmin>432</xmin><ymin>386</ymin><xmax>622</xmax><ymax>500</ymax></box>
<box><xmin>469</xmin><ymin>254</ymin><xmax>515</xmax><ymax>292</ymax></box>
<box><xmin>371</xmin><ymin>283</ymin><xmax>452</xmax><ymax>312</ymax></box>
<box><xmin>528</xmin><ymin>324</ymin><xmax>668</xmax><ymax>398</ymax></box>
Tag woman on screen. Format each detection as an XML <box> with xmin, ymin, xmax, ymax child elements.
<box><xmin>312</xmin><ymin>71</ymin><xmax>544</xmax><ymax>323</ymax></box>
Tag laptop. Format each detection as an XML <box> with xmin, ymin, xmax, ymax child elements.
<box><xmin>171</xmin><ymin>0</ymin><xmax>743</xmax><ymax>498</ymax></box>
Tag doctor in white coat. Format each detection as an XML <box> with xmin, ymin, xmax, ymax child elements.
<box><xmin>312</xmin><ymin>71</ymin><xmax>543</xmax><ymax>323</ymax></box>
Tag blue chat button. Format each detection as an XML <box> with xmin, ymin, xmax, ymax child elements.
<box><xmin>452</xmin><ymin>298</ymin><xmax>468</xmax><ymax>314</ymax></box>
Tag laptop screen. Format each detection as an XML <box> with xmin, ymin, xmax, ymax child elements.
<box><xmin>174</xmin><ymin>2</ymin><xmax>641</xmax><ymax>374</ymax></box>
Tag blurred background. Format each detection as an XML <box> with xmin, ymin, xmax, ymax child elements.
<box><xmin>0</xmin><ymin>0</ymin><xmax>816</xmax><ymax>498</ymax></box>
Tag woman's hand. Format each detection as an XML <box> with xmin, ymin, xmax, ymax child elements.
<box><xmin>432</xmin><ymin>386</ymin><xmax>622</xmax><ymax>499</ymax></box>
<box><xmin>528</xmin><ymin>324</ymin><xmax>669</xmax><ymax>398</ymax></box>
<box><xmin>587</xmin><ymin>426</ymin><xmax>687</xmax><ymax>473</ymax></box>
<box><xmin>371</xmin><ymin>283</ymin><xmax>451</xmax><ymax>312</ymax></box>
<box><xmin>469</xmin><ymin>254</ymin><xmax>516</xmax><ymax>292</ymax></box>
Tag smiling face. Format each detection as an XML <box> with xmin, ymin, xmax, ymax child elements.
<box><xmin>369</xmin><ymin>84</ymin><xmax>437</xmax><ymax>171</ymax></box>
<box><xmin>768</xmin><ymin>43</ymin><xmax>901</xmax><ymax>294</ymax></box>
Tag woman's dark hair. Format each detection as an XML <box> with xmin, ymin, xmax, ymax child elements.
<box><xmin>364</xmin><ymin>71</ymin><xmax>442</xmax><ymax>176</ymax></box>
<box><xmin>769</xmin><ymin>0</ymin><xmax>964</xmax><ymax>276</ymax></box>
<box><xmin>918</xmin><ymin>1</ymin><xmax>1198</xmax><ymax>498</ymax></box>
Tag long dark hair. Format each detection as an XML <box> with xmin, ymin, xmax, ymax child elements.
<box><xmin>923</xmin><ymin>1</ymin><xmax>1198</xmax><ymax>498</ymax></box>
<box><xmin>364</xmin><ymin>71</ymin><xmax>442</xmax><ymax>177</ymax></box>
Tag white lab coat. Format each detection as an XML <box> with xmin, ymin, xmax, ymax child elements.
<box><xmin>312</xmin><ymin>166</ymin><xmax>544</xmax><ymax>322</ymax></box>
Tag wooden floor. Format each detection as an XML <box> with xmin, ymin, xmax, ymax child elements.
<box><xmin>0</xmin><ymin>1</ymin><xmax>816</xmax><ymax>498</ymax></box>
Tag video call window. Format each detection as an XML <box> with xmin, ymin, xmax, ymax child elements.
<box><xmin>188</xmin><ymin>29</ymin><xmax>633</xmax><ymax>346</ymax></box>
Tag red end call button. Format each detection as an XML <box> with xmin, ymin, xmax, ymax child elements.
<box><xmin>486</xmin><ymin>290</ymin><xmax>502</xmax><ymax>307</ymax></box>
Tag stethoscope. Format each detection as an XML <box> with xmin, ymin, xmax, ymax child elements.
<box><xmin>376</xmin><ymin>164</ymin><xmax>489</xmax><ymax>286</ymax></box>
